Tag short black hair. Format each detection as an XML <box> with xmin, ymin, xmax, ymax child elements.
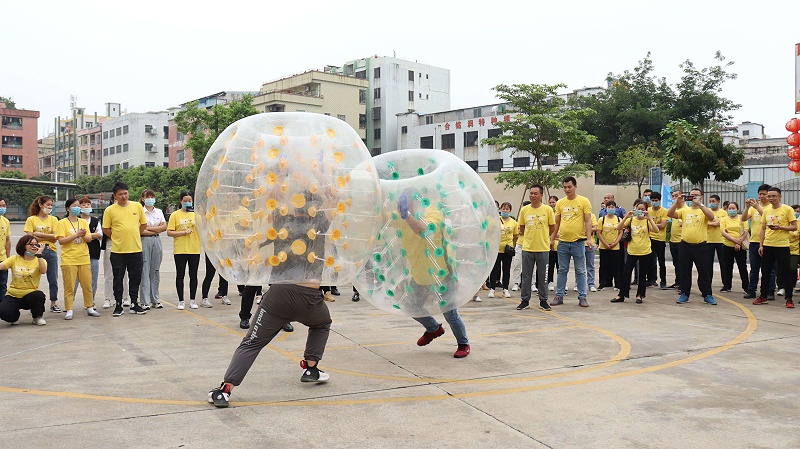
<box><xmin>561</xmin><ymin>176</ymin><xmax>577</xmax><ymax>186</ymax></box>
<box><xmin>768</xmin><ymin>187</ymin><xmax>782</xmax><ymax>195</ymax></box>
<box><xmin>643</xmin><ymin>188</ymin><xmax>653</xmax><ymax>194</ymax></box>
<box><xmin>710</xmin><ymin>194</ymin><xmax>721</xmax><ymax>201</ymax></box>
<box><xmin>649</xmin><ymin>192</ymin><xmax>661</xmax><ymax>201</ymax></box>
<box><xmin>758</xmin><ymin>184</ymin><xmax>772</xmax><ymax>193</ymax></box>
<box><xmin>112</xmin><ymin>182</ymin><xmax>129</xmax><ymax>194</ymax></box>
<box><xmin>530</xmin><ymin>184</ymin><xmax>544</xmax><ymax>194</ymax></box>
<box><xmin>606</xmin><ymin>200</ymin><xmax>617</xmax><ymax>208</ymax></box>
<box><xmin>16</xmin><ymin>234</ymin><xmax>38</xmax><ymax>257</ymax></box>
<box><xmin>690</xmin><ymin>187</ymin><xmax>703</xmax><ymax>195</ymax></box>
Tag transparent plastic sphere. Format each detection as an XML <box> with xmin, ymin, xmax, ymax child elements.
<box><xmin>352</xmin><ymin>149</ymin><xmax>500</xmax><ymax>317</ymax></box>
<box><xmin>196</xmin><ymin>112</ymin><xmax>382</xmax><ymax>285</ymax></box>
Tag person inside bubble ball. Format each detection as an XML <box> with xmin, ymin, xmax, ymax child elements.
<box><xmin>208</xmin><ymin>188</ymin><xmax>336</xmax><ymax>408</ymax></box>
<box><xmin>396</xmin><ymin>188</ymin><xmax>471</xmax><ymax>359</ymax></box>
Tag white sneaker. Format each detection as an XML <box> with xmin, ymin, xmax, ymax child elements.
<box><xmin>177</xmin><ymin>301</ymin><xmax>185</xmax><ymax>310</ymax></box>
<box><xmin>102</xmin><ymin>299</ymin><xmax>111</xmax><ymax>309</ymax></box>
<box><xmin>503</xmin><ymin>289</ymin><xmax>511</xmax><ymax>298</ymax></box>
<box><xmin>64</xmin><ymin>310</ymin><xmax>73</xmax><ymax>320</ymax></box>
<box><xmin>548</xmin><ymin>282</ymin><xmax>554</xmax><ymax>291</ymax></box>
<box><xmin>122</xmin><ymin>298</ymin><xmax>131</xmax><ymax>307</ymax></box>
<box><xmin>473</xmin><ymin>295</ymin><xmax>482</xmax><ymax>302</ymax></box>
<box><xmin>200</xmin><ymin>298</ymin><xmax>213</xmax><ymax>308</ymax></box>
<box><xmin>32</xmin><ymin>317</ymin><xmax>46</xmax><ymax>326</ymax></box>
<box><xmin>590</xmin><ymin>286</ymin><xmax>598</xmax><ymax>292</ymax></box>
<box><xmin>487</xmin><ymin>290</ymin><xmax>495</xmax><ymax>298</ymax></box>
<box><xmin>511</xmin><ymin>284</ymin><xmax>519</xmax><ymax>291</ymax></box>
<box><xmin>573</xmin><ymin>285</ymin><xmax>578</xmax><ymax>292</ymax></box>
<box><xmin>777</xmin><ymin>288</ymin><xmax>785</xmax><ymax>296</ymax></box>
<box><xmin>190</xmin><ymin>300</ymin><xmax>199</xmax><ymax>309</ymax></box>
<box><xmin>87</xmin><ymin>307</ymin><xmax>100</xmax><ymax>317</ymax></box>
<box><xmin>221</xmin><ymin>296</ymin><xmax>231</xmax><ymax>305</ymax></box>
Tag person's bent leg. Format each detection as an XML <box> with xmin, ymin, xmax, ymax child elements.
<box><xmin>25</xmin><ymin>291</ymin><xmax>46</xmax><ymax>318</ymax></box>
<box><xmin>202</xmin><ymin>255</ymin><xmax>215</xmax><ymax>299</ymax></box>
<box><xmin>413</xmin><ymin>315</ymin><xmax>441</xmax><ymax>333</ymax></box>
<box><xmin>0</xmin><ymin>295</ymin><xmax>22</xmax><ymax>322</ymax></box>
<box><xmin>0</xmin><ymin>270</ymin><xmax>8</xmax><ymax>301</ymax></box>
<box><xmin>222</xmin><ymin>301</ymin><xmax>284</xmax><ymax>386</ymax></box>
<box><xmin>442</xmin><ymin>309</ymin><xmax>469</xmax><ymax>346</ymax></box>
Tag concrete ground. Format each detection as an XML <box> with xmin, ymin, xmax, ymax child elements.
<box><xmin>2</xmin><ymin>223</ymin><xmax>799</xmax><ymax>448</ymax></box>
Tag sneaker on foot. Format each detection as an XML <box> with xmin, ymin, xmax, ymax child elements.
<box><xmin>208</xmin><ymin>383</ymin><xmax>232</xmax><ymax>408</ymax></box>
<box><xmin>87</xmin><ymin>308</ymin><xmax>100</xmax><ymax>317</ymax></box>
<box><xmin>704</xmin><ymin>295</ymin><xmax>717</xmax><ymax>305</ymax></box>
<box><xmin>323</xmin><ymin>291</ymin><xmax>335</xmax><ymax>302</ymax></box>
<box><xmin>200</xmin><ymin>298</ymin><xmax>213</xmax><ymax>308</ymax></box>
<box><xmin>777</xmin><ymin>288</ymin><xmax>785</xmax><ymax>296</ymax></box>
<box><xmin>50</xmin><ymin>305</ymin><xmax>62</xmax><ymax>313</ymax></box>
<box><xmin>112</xmin><ymin>305</ymin><xmax>124</xmax><ymax>317</ymax></box>
<box><xmin>239</xmin><ymin>319</ymin><xmax>250</xmax><ymax>329</ymax></box>
<box><xmin>32</xmin><ymin>316</ymin><xmax>46</xmax><ymax>326</ymax></box>
<box><xmin>417</xmin><ymin>324</ymin><xmax>445</xmax><ymax>346</ymax></box>
<box><xmin>190</xmin><ymin>300</ymin><xmax>199</xmax><ymax>309</ymax></box>
<box><xmin>300</xmin><ymin>362</ymin><xmax>330</xmax><ymax>382</ymax></box>
<box><xmin>141</xmin><ymin>304</ymin><xmax>150</xmax><ymax>310</ymax></box>
<box><xmin>352</xmin><ymin>292</ymin><xmax>360</xmax><ymax>302</ymax></box>
<box><xmin>473</xmin><ymin>295</ymin><xmax>482</xmax><ymax>302</ymax></box>
<box><xmin>177</xmin><ymin>301</ymin><xmax>185</xmax><ymax>310</ymax></box>
<box><xmin>516</xmin><ymin>301</ymin><xmax>530</xmax><ymax>310</ymax></box>
<box><xmin>677</xmin><ymin>293</ymin><xmax>689</xmax><ymax>304</ymax></box>
<box><xmin>743</xmin><ymin>292</ymin><xmax>757</xmax><ymax>299</ymax></box>
<box><xmin>122</xmin><ymin>299</ymin><xmax>131</xmax><ymax>307</ymax></box>
<box><xmin>579</xmin><ymin>298</ymin><xmax>589</xmax><ymax>307</ymax></box>
<box><xmin>548</xmin><ymin>282</ymin><xmax>554</xmax><ymax>291</ymax></box>
<box><xmin>331</xmin><ymin>286</ymin><xmax>341</xmax><ymax>296</ymax></box>
<box><xmin>590</xmin><ymin>286</ymin><xmax>598</xmax><ymax>292</ymax></box>
<box><xmin>102</xmin><ymin>299</ymin><xmax>112</xmax><ymax>309</ymax></box>
<box><xmin>511</xmin><ymin>284</ymin><xmax>519</xmax><ymax>291</ymax></box>
<box><xmin>154</xmin><ymin>302</ymin><xmax>163</xmax><ymax>309</ymax></box>
<box><xmin>221</xmin><ymin>296</ymin><xmax>231</xmax><ymax>305</ymax></box>
<box><xmin>503</xmin><ymin>289</ymin><xmax>511</xmax><ymax>298</ymax></box>
<box><xmin>487</xmin><ymin>290</ymin><xmax>495</xmax><ymax>298</ymax></box>
<box><xmin>131</xmin><ymin>304</ymin><xmax>147</xmax><ymax>314</ymax></box>
<box><xmin>550</xmin><ymin>296</ymin><xmax>564</xmax><ymax>306</ymax></box>
<box><xmin>660</xmin><ymin>284</ymin><xmax>668</xmax><ymax>290</ymax></box>
<box><xmin>454</xmin><ymin>344</ymin><xmax>471</xmax><ymax>358</ymax></box>
<box><xmin>787</xmin><ymin>299</ymin><xmax>795</xmax><ymax>308</ymax></box>
<box><xmin>753</xmin><ymin>297</ymin><xmax>769</xmax><ymax>305</ymax></box>
<box><xmin>282</xmin><ymin>323</ymin><xmax>294</xmax><ymax>332</ymax></box>
<box><xmin>573</xmin><ymin>285</ymin><xmax>578</xmax><ymax>292</ymax></box>
<box><xmin>720</xmin><ymin>287</ymin><xmax>731</xmax><ymax>293</ymax></box>
<box><xmin>64</xmin><ymin>310</ymin><xmax>73</xmax><ymax>320</ymax></box>
<box><xmin>539</xmin><ymin>300</ymin><xmax>552</xmax><ymax>311</ymax></box>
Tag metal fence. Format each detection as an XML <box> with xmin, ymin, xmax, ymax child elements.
<box><xmin>670</xmin><ymin>178</ymin><xmax>800</xmax><ymax>208</ymax></box>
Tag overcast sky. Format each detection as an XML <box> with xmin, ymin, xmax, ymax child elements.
<box><xmin>3</xmin><ymin>0</ymin><xmax>797</xmax><ymax>140</ymax></box>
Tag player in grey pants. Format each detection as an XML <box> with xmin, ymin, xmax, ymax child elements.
<box><xmin>520</xmin><ymin>250</ymin><xmax>549</xmax><ymax>310</ymax></box>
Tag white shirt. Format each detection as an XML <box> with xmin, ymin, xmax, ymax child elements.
<box><xmin>144</xmin><ymin>206</ymin><xmax>166</xmax><ymax>230</ymax></box>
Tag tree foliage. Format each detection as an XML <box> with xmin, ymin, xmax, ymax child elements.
<box><xmin>0</xmin><ymin>96</ymin><xmax>16</xmax><ymax>109</ymax></box>
<box><xmin>174</xmin><ymin>95</ymin><xmax>259</xmax><ymax>171</ymax></box>
<box><xmin>612</xmin><ymin>142</ymin><xmax>659</xmax><ymax>198</ymax></box>
<box><xmin>0</xmin><ymin>170</ymin><xmax>48</xmax><ymax>208</ymax></box>
<box><xmin>495</xmin><ymin>164</ymin><xmax>590</xmax><ymax>212</ymax></box>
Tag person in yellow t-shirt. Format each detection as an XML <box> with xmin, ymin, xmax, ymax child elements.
<box><xmin>488</xmin><ymin>202</ymin><xmax>518</xmax><ymax>300</ymax></box>
<box><xmin>753</xmin><ymin>187</ymin><xmax>798</xmax><ymax>307</ymax></box>
<box><xmin>667</xmin><ymin>190</ymin><xmax>687</xmax><ymax>290</ymax></box>
<box><xmin>547</xmin><ymin>195</ymin><xmax>559</xmax><ymax>292</ymax></box>
<box><xmin>667</xmin><ymin>187</ymin><xmax>717</xmax><ymax>304</ymax></box>
<box><xmin>517</xmin><ymin>185</ymin><xmax>555</xmax><ymax>311</ymax></box>
<box><xmin>168</xmin><ymin>191</ymin><xmax>204</xmax><ymax>310</ymax></box>
<box><xmin>612</xmin><ymin>201</ymin><xmax>657</xmax><ymax>304</ymax></box>
<box><xmin>706</xmin><ymin>194</ymin><xmax>728</xmax><ymax>290</ymax></box>
<box><xmin>56</xmin><ymin>198</ymin><xmax>99</xmax><ymax>319</ymax></box>
<box><xmin>646</xmin><ymin>192</ymin><xmax>669</xmax><ymax>289</ymax></box>
<box><xmin>102</xmin><ymin>182</ymin><xmax>148</xmax><ymax>316</ymax></box>
<box><xmin>550</xmin><ymin>177</ymin><xmax>594</xmax><ymax>307</ymax></box>
<box><xmin>741</xmin><ymin>183</ymin><xmax>774</xmax><ymax>299</ymax></box>
<box><xmin>24</xmin><ymin>195</ymin><xmax>61</xmax><ymax>313</ymax></box>
<box><xmin>0</xmin><ymin>235</ymin><xmax>48</xmax><ymax>325</ymax></box>
<box><xmin>719</xmin><ymin>202</ymin><xmax>749</xmax><ymax>293</ymax></box>
<box><xmin>597</xmin><ymin>200</ymin><xmax>623</xmax><ymax>291</ymax></box>
<box><xmin>0</xmin><ymin>198</ymin><xmax>11</xmax><ymax>300</ymax></box>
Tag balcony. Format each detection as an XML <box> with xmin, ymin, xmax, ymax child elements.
<box><xmin>256</xmin><ymin>91</ymin><xmax>324</xmax><ymax>108</ymax></box>
<box><xmin>1</xmin><ymin>123</ymin><xmax>22</xmax><ymax>130</ymax></box>
<box><xmin>1</xmin><ymin>143</ymin><xmax>22</xmax><ymax>149</ymax></box>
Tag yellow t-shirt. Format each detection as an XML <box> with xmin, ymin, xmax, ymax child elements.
<box><xmin>760</xmin><ymin>204</ymin><xmax>796</xmax><ymax>248</ymax></box>
<box><xmin>585</xmin><ymin>214</ymin><xmax>598</xmax><ymax>247</ymax></box>
<box><xmin>745</xmin><ymin>205</ymin><xmax>765</xmax><ymax>243</ymax></box>
<box><xmin>555</xmin><ymin>195</ymin><xmax>592</xmax><ymax>243</ymax></box>
<box><xmin>669</xmin><ymin>218</ymin><xmax>683</xmax><ymax>243</ymax></box>
<box><xmin>519</xmin><ymin>204</ymin><xmax>555</xmax><ymax>252</ymax></box>
<box><xmin>598</xmin><ymin>214</ymin><xmax>621</xmax><ymax>250</ymax></box>
<box><xmin>102</xmin><ymin>202</ymin><xmax>146</xmax><ymax>253</ymax></box>
<box><xmin>790</xmin><ymin>230</ymin><xmax>800</xmax><ymax>256</ymax></box>
<box><xmin>648</xmin><ymin>207</ymin><xmax>668</xmax><ymax>241</ymax></box>
<box><xmin>4</xmin><ymin>255</ymin><xmax>44</xmax><ymax>298</ymax></box>
<box><xmin>0</xmin><ymin>216</ymin><xmax>10</xmax><ymax>261</ymax></box>
<box><xmin>720</xmin><ymin>215</ymin><xmax>745</xmax><ymax>248</ymax></box>
<box><xmin>706</xmin><ymin>209</ymin><xmax>728</xmax><ymax>244</ymax></box>
<box><xmin>55</xmin><ymin>217</ymin><xmax>90</xmax><ymax>266</ymax></box>
<box><xmin>24</xmin><ymin>215</ymin><xmax>59</xmax><ymax>251</ymax></box>
<box><xmin>168</xmin><ymin>210</ymin><xmax>201</xmax><ymax>255</ymax></box>
<box><xmin>675</xmin><ymin>207</ymin><xmax>709</xmax><ymax>244</ymax></box>
<box><xmin>498</xmin><ymin>217</ymin><xmax>518</xmax><ymax>253</ymax></box>
<box><xmin>398</xmin><ymin>208</ymin><xmax>448</xmax><ymax>286</ymax></box>
<box><xmin>625</xmin><ymin>217</ymin><xmax>652</xmax><ymax>256</ymax></box>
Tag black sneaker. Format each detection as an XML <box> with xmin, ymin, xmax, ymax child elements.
<box><xmin>208</xmin><ymin>383</ymin><xmax>232</xmax><ymax>408</ymax></box>
<box><xmin>282</xmin><ymin>323</ymin><xmax>294</xmax><ymax>332</ymax></box>
<box><xmin>50</xmin><ymin>305</ymin><xmax>62</xmax><ymax>313</ymax></box>
<box><xmin>239</xmin><ymin>319</ymin><xmax>250</xmax><ymax>329</ymax></box>
<box><xmin>743</xmin><ymin>292</ymin><xmax>756</xmax><ymax>299</ymax></box>
<box><xmin>516</xmin><ymin>300</ymin><xmax>530</xmax><ymax>310</ymax></box>
<box><xmin>300</xmin><ymin>362</ymin><xmax>330</xmax><ymax>383</ymax></box>
<box><xmin>538</xmin><ymin>301</ymin><xmax>551</xmax><ymax>311</ymax></box>
<box><xmin>660</xmin><ymin>284</ymin><xmax>668</xmax><ymax>290</ymax></box>
<box><xmin>331</xmin><ymin>287</ymin><xmax>341</xmax><ymax>296</ymax></box>
<box><xmin>352</xmin><ymin>292</ymin><xmax>360</xmax><ymax>302</ymax></box>
<box><xmin>130</xmin><ymin>304</ymin><xmax>147</xmax><ymax>315</ymax></box>
<box><xmin>112</xmin><ymin>305</ymin><xmax>124</xmax><ymax>317</ymax></box>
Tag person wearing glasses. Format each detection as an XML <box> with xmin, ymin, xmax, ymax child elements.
<box><xmin>0</xmin><ymin>235</ymin><xmax>48</xmax><ymax>325</ymax></box>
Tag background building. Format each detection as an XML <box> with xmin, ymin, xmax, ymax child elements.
<box><xmin>52</xmin><ymin>101</ymin><xmax>115</xmax><ymax>181</ymax></box>
<box><xmin>1</xmin><ymin>102</ymin><xmax>40</xmax><ymax>177</ymax></box>
<box><xmin>101</xmin><ymin>111</ymin><xmax>170</xmax><ymax>174</ymax></box>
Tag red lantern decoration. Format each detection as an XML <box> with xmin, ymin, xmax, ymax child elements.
<box><xmin>788</xmin><ymin>133</ymin><xmax>800</xmax><ymax>147</ymax></box>
<box><xmin>789</xmin><ymin>160</ymin><xmax>800</xmax><ymax>173</ymax></box>
<box><xmin>789</xmin><ymin>146</ymin><xmax>800</xmax><ymax>160</ymax></box>
<box><xmin>787</xmin><ymin>118</ymin><xmax>800</xmax><ymax>133</ymax></box>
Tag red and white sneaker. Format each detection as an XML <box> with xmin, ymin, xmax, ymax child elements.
<box><xmin>208</xmin><ymin>382</ymin><xmax>232</xmax><ymax>408</ymax></box>
<box><xmin>786</xmin><ymin>299</ymin><xmax>795</xmax><ymax>309</ymax></box>
<box><xmin>454</xmin><ymin>344</ymin><xmax>471</xmax><ymax>358</ymax></box>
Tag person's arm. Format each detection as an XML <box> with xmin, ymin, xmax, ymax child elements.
<box><xmin>655</xmin><ymin>214</ymin><xmax>667</xmax><ymax>230</ymax></box>
<box><xmin>511</xmin><ymin>220</ymin><xmax>519</xmax><ymax>247</ymax></box>
<box><xmin>616</xmin><ymin>213</ymin><xmax>632</xmax><ymax>230</ymax></box>
<box><xmin>759</xmin><ymin>223</ymin><xmax>766</xmax><ymax>256</ymax></box>
<box><xmin>57</xmin><ymin>230</ymin><xmax>84</xmax><ymax>245</ymax></box>
<box><xmin>4</xmin><ymin>235</ymin><xmax>9</xmax><ymax>261</ymax></box>
<box><xmin>584</xmin><ymin>213</ymin><xmax>593</xmax><ymax>250</ymax></box>
<box><xmin>551</xmin><ymin>215</ymin><xmax>561</xmax><ymax>248</ymax></box>
<box><xmin>35</xmin><ymin>243</ymin><xmax>47</xmax><ymax>273</ymax></box>
<box><xmin>103</xmin><ymin>227</ymin><xmax>112</xmax><ymax>238</ymax></box>
<box><xmin>667</xmin><ymin>194</ymin><xmax>683</xmax><ymax>218</ymax></box>
<box><xmin>596</xmin><ymin>219</ymin><xmax>611</xmax><ymax>249</ymax></box>
<box><xmin>721</xmin><ymin>225</ymin><xmax>737</xmax><ymax>243</ymax></box>
<box><xmin>698</xmin><ymin>203</ymin><xmax>715</xmax><ymax>221</ymax></box>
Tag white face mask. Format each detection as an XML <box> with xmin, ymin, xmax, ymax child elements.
<box><xmin>43</xmin><ymin>206</ymin><xmax>53</xmax><ymax>214</ymax></box>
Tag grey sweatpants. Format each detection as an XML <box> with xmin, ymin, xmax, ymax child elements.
<box><xmin>223</xmin><ymin>284</ymin><xmax>332</xmax><ymax>386</ymax></box>
<box><xmin>521</xmin><ymin>250</ymin><xmax>549</xmax><ymax>303</ymax></box>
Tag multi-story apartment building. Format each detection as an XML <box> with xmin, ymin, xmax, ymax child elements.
<box><xmin>252</xmin><ymin>70</ymin><xmax>368</xmax><ymax>141</ymax></box>
<box><xmin>1</xmin><ymin>102</ymin><xmax>40</xmax><ymax>177</ymax></box>
<box><xmin>52</xmin><ymin>102</ymin><xmax>116</xmax><ymax>181</ymax></box>
<box><xmin>339</xmin><ymin>56</ymin><xmax>450</xmax><ymax>155</ymax></box>
<box><xmin>101</xmin><ymin>112</ymin><xmax>170</xmax><ymax>174</ymax></box>
<box><xmin>38</xmin><ymin>134</ymin><xmax>55</xmax><ymax>180</ymax></box>
<box><xmin>76</xmin><ymin>122</ymin><xmax>104</xmax><ymax>177</ymax></box>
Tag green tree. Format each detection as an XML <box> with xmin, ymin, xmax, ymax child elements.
<box><xmin>0</xmin><ymin>96</ymin><xmax>16</xmax><ymax>109</ymax></box>
<box><xmin>0</xmin><ymin>170</ymin><xmax>48</xmax><ymax>209</ymax></box>
<box><xmin>660</xmin><ymin>119</ymin><xmax>744</xmax><ymax>191</ymax></box>
<box><xmin>673</xmin><ymin>51</ymin><xmax>740</xmax><ymax>129</ymax></box>
<box><xmin>611</xmin><ymin>142</ymin><xmax>659</xmax><ymax>198</ymax></box>
<box><xmin>174</xmin><ymin>95</ymin><xmax>259</xmax><ymax>171</ymax></box>
<box><xmin>495</xmin><ymin>163</ymin><xmax>590</xmax><ymax>212</ymax></box>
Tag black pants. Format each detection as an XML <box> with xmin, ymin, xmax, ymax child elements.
<box><xmin>599</xmin><ymin>249</ymin><xmax>623</xmax><ymax>289</ymax></box>
<box><xmin>0</xmin><ymin>291</ymin><xmax>46</xmax><ymax>322</ymax></box>
<box><xmin>489</xmin><ymin>252</ymin><xmax>513</xmax><ymax>289</ymax></box>
<box><xmin>110</xmin><ymin>252</ymin><xmax>143</xmax><ymax>306</ymax></box>
<box><xmin>223</xmin><ymin>284</ymin><xmax>331</xmax><ymax>386</ymax></box>
<box><xmin>239</xmin><ymin>285</ymin><xmax>263</xmax><ymax>320</ymax></box>
<box><xmin>547</xmin><ymin>250</ymin><xmax>558</xmax><ymax>283</ymax></box>
<box><xmin>761</xmin><ymin>246</ymin><xmax>793</xmax><ymax>300</ymax></box>
<box><xmin>721</xmin><ymin>245</ymin><xmax>749</xmax><ymax>291</ymax></box>
<box><xmin>707</xmin><ymin>242</ymin><xmax>724</xmax><ymax>285</ymax></box>
<box><xmin>678</xmin><ymin>242</ymin><xmax>711</xmax><ymax>298</ymax></box>
<box><xmin>648</xmin><ymin>240</ymin><xmax>667</xmax><ymax>286</ymax></box>
<box><xmin>620</xmin><ymin>253</ymin><xmax>651</xmax><ymax>299</ymax></box>
<box><xmin>174</xmin><ymin>253</ymin><xmax>200</xmax><ymax>302</ymax></box>
<box><xmin>202</xmin><ymin>255</ymin><xmax>228</xmax><ymax>299</ymax></box>
<box><xmin>669</xmin><ymin>241</ymin><xmax>681</xmax><ymax>286</ymax></box>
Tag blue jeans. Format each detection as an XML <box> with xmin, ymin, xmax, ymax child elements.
<box><xmin>748</xmin><ymin>242</ymin><xmax>775</xmax><ymax>296</ymax></box>
<box><xmin>585</xmin><ymin>246</ymin><xmax>596</xmax><ymax>288</ymax></box>
<box><xmin>42</xmin><ymin>246</ymin><xmax>59</xmax><ymax>303</ymax></box>
<box><xmin>414</xmin><ymin>309</ymin><xmax>468</xmax><ymax>345</ymax></box>
<box><xmin>557</xmin><ymin>240</ymin><xmax>587</xmax><ymax>299</ymax></box>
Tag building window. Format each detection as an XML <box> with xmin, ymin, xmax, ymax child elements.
<box><xmin>163</xmin><ymin>162</ymin><xmax>169</xmax><ymax>168</ymax></box>
<box><xmin>2</xmin><ymin>155</ymin><xmax>23</xmax><ymax>168</ymax></box>
<box><xmin>1</xmin><ymin>136</ymin><xmax>22</xmax><ymax>148</ymax></box>
<box><xmin>513</xmin><ymin>157</ymin><xmax>531</xmax><ymax>168</ymax></box>
<box><xmin>374</xmin><ymin>129</ymin><xmax>381</xmax><ymax>140</ymax></box>
<box><xmin>164</xmin><ymin>144</ymin><xmax>169</xmax><ymax>157</ymax></box>
<box><xmin>117</xmin><ymin>145</ymin><xmax>123</xmax><ymax>153</ymax></box>
<box><xmin>487</xmin><ymin>128</ymin><xmax>503</xmax><ymax>139</ymax></box>
<box><xmin>372</xmin><ymin>107</ymin><xmax>381</xmax><ymax>120</ymax></box>
<box><xmin>374</xmin><ymin>88</ymin><xmax>381</xmax><ymax>99</ymax></box>
<box><xmin>145</xmin><ymin>162</ymin><xmax>155</xmax><ymax>168</ymax></box>
<box><xmin>408</xmin><ymin>70</ymin><xmax>414</xmax><ymax>81</ymax></box>
<box><xmin>116</xmin><ymin>127</ymin><xmax>121</xmax><ymax>136</ymax></box>
<box><xmin>123</xmin><ymin>162</ymin><xmax>129</xmax><ymax>169</ymax></box>
<box><xmin>163</xmin><ymin>126</ymin><xmax>169</xmax><ymax>139</ymax></box>
<box><xmin>355</xmin><ymin>71</ymin><xmax>366</xmax><ymax>79</ymax></box>
<box><xmin>464</xmin><ymin>131</ymin><xmax>479</xmax><ymax>147</ymax></box>
<box><xmin>401</xmin><ymin>126</ymin><xmax>407</xmax><ymax>134</ymax></box>
<box><xmin>420</xmin><ymin>136</ymin><xmax>434</xmax><ymax>149</ymax></box>
<box><xmin>488</xmin><ymin>159</ymin><xmax>503</xmax><ymax>172</ymax></box>
<box><xmin>176</xmin><ymin>150</ymin><xmax>185</xmax><ymax>162</ymax></box>
<box><xmin>374</xmin><ymin>67</ymin><xmax>380</xmax><ymax>78</ymax></box>
<box><xmin>103</xmin><ymin>148</ymin><xmax>108</xmax><ymax>156</ymax></box>
<box><xmin>359</xmin><ymin>89</ymin><xmax>366</xmax><ymax>104</ymax></box>
<box><xmin>473</xmin><ymin>108</ymin><xmax>482</xmax><ymax>118</ymax></box>
<box><xmin>441</xmin><ymin>133</ymin><xmax>455</xmax><ymax>150</ymax></box>
<box><xmin>123</xmin><ymin>125</ymin><xmax>129</xmax><ymax>134</ymax></box>
<box><xmin>425</xmin><ymin>116</ymin><xmax>434</xmax><ymax>125</ymax></box>
<box><xmin>359</xmin><ymin>114</ymin><xmax>366</xmax><ymax>129</ymax></box>
<box><xmin>542</xmin><ymin>156</ymin><xmax>558</xmax><ymax>165</ymax></box>
<box><xmin>466</xmin><ymin>160</ymin><xmax>478</xmax><ymax>171</ymax></box>
<box><xmin>103</xmin><ymin>131</ymin><xmax>108</xmax><ymax>139</ymax></box>
<box><xmin>408</xmin><ymin>91</ymin><xmax>414</xmax><ymax>101</ymax></box>
<box><xmin>104</xmin><ymin>166</ymin><xmax>108</xmax><ymax>174</ymax></box>
<box><xmin>337</xmin><ymin>114</ymin><xmax>346</xmax><ymax>121</ymax></box>
<box><xmin>743</xmin><ymin>130</ymin><xmax>750</xmax><ymax>136</ymax></box>
<box><xmin>1</xmin><ymin>116</ymin><xmax>22</xmax><ymax>128</ymax></box>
